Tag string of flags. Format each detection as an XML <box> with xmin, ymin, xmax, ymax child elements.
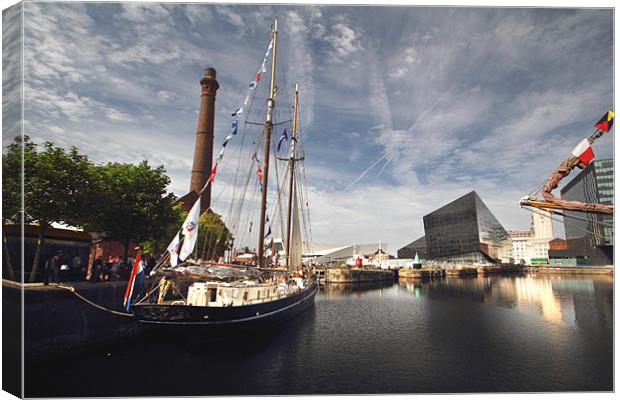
<box><xmin>251</xmin><ymin>152</ymin><xmax>274</xmax><ymax>249</ymax></box>
<box><xmin>207</xmin><ymin>38</ymin><xmax>275</xmax><ymax>185</ymax></box>
<box><xmin>252</xmin><ymin>152</ymin><xmax>263</xmax><ymax>190</ymax></box>
<box><xmin>572</xmin><ymin>110</ymin><xmax>615</xmax><ymax>166</ymax></box>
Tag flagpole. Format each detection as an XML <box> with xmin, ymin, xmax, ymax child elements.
<box><xmin>257</xmin><ymin>18</ymin><xmax>278</xmax><ymax>269</ymax></box>
<box><xmin>285</xmin><ymin>83</ymin><xmax>299</xmax><ymax>268</ymax></box>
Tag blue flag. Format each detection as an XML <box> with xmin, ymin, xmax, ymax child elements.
<box><xmin>277</xmin><ymin>129</ymin><xmax>288</xmax><ymax>152</ymax></box>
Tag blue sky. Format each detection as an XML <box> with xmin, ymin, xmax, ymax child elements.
<box><xmin>3</xmin><ymin>2</ymin><xmax>614</xmax><ymax>252</ymax></box>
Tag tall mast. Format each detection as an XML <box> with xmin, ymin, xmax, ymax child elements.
<box><xmin>257</xmin><ymin>18</ymin><xmax>278</xmax><ymax>268</ymax></box>
<box><xmin>285</xmin><ymin>83</ymin><xmax>299</xmax><ymax>267</ymax></box>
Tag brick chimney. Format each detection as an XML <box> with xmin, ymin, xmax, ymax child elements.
<box><xmin>189</xmin><ymin>67</ymin><xmax>219</xmax><ymax>214</ymax></box>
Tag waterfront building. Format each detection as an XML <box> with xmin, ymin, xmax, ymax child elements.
<box><xmin>423</xmin><ymin>191</ymin><xmax>510</xmax><ymax>264</ymax></box>
<box><xmin>306</xmin><ymin>242</ymin><xmax>389</xmax><ymax>265</ymax></box>
<box><xmin>508</xmin><ymin>209</ymin><xmax>554</xmax><ymax>264</ymax></box>
<box><xmin>397</xmin><ymin>236</ymin><xmax>427</xmax><ymax>259</ymax></box>
<box><xmin>3</xmin><ymin>224</ymin><xmax>92</xmax><ymax>281</ymax></box>
<box><xmin>556</xmin><ymin>158</ymin><xmax>613</xmax><ymax>265</ymax></box>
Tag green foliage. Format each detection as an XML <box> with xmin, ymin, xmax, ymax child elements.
<box><xmin>2</xmin><ymin>135</ymin><xmax>93</xmax><ymax>226</ymax></box>
<box><xmin>142</xmin><ymin>206</ymin><xmax>231</xmax><ymax>260</ymax></box>
<box><xmin>84</xmin><ymin>161</ymin><xmax>178</xmax><ymax>255</ymax></box>
<box><xmin>1</xmin><ymin>136</ymin><xmax>28</xmax><ymax>222</ymax></box>
<box><xmin>142</xmin><ymin>202</ymin><xmax>185</xmax><ymax>255</ymax></box>
<box><xmin>197</xmin><ymin>211</ymin><xmax>230</xmax><ymax>261</ymax></box>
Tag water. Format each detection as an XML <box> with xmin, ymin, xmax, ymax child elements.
<box><xmin>26</xmin><ymin>274</ymin><xmax>613</xmax><ymax>396</ymax></box>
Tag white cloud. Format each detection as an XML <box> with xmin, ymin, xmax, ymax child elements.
<box><xmin>214</xmin><ymin>6</ymin><xmax>245</xmax><ymax>30</ymax></box>
<box><xmin>323</xmin><ymin>17</ymin><xmax>361</xmax><ymax>62</ymax></box>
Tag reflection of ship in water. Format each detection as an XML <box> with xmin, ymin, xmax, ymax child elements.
<box><xmin>321</xmin><ymin>280</ymin><xmax>393</xmax><ymax>296</ymax></box>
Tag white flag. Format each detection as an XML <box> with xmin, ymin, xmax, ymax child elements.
<box><xmin>166</xmin><ymin>232</ymin><xmax>181</xmax><ymax>267</ymax></box>
<box><xmin>179</xmin><ymin>197</ymin><xmax>201</xmax><ymax>261</ymax></box>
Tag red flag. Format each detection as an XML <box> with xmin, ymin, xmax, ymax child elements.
<box><xmin>571</xmin><ymin>138</ymin><xmax>595</xmax><ymax>165</ymax></box>
<box><xmin>208</xmin><ymin>163</ymin><xmax>218</xmax><ymax>182</ymax></box>
<box><xmin>257</xmin><ymin>165</ymin><xmax>263</xmax><ymax>182</ymax></box>
<box><xmin>123</xmin><ymin>252</ymin><xmax>143</xmax><ymax>312</ymax></box>
<box><xmin>594</xmin><ymin>110</ymin><xmax>614</xmax><ymax>132</ymax></box>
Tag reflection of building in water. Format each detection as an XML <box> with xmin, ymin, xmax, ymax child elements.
<box><xmin>552</xmin><ymin>277</ymin><xmax>613</xmax><ymax>333</ymax></box>
<box><xmin>322</xmin><ymin>280</ymin><xmax>393</xmax><ymax>297</ymax></box>
<box><xmin>514</xmin><ymin>276</ymin><xmax>565</xmax><ymax>323</ymax></box>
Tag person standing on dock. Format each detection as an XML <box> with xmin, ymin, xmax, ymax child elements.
<box><xmin>44</xmin><ymin>250</ymin><xmax>62</xmax><ymax>285</ymax></box>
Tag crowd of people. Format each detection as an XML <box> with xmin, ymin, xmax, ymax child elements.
<box><xmin>42</xmin><ymin>250</ymin><xmax>159</xmax><ymax>285</ymax></box>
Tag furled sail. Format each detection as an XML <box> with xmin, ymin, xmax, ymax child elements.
<box><xmin>288</xmin><ymin>184</ymin><xmax>303</xmax><ymax>271</ymax></box>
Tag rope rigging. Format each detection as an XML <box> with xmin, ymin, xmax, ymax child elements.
<box><xmin>521</xmin><ymin>206</ymin><xmax>610</xmax><ymax>241</ymax></box>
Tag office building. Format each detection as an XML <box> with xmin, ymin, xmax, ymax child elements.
<box><xmin>423</xmin><ymin>191</ymin><xmax>510</xmax><ymax>264</ymax></box>
<box><xmin>554</xmin><ymin>158</ymin><xmax>614</xmax><ymax>265</ymax></box>
<box><xmin>508</xmin><ymin>209</ymin><xmax>554</xmax><ymax>264</ymax></box>
<box><xmin>397</xmin><ymin>236</ymin><xmax>427</xmax><ymax>259</ymax></box>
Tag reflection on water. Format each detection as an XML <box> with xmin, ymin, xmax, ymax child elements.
<box><xmin>398</xmin><ymin>274</ymin><xmax>613</xmax><ymax>330</ymax></box>
<box><xmin>27</xmin><ymin>274</ymin><xmax>612</xmax><ymax>396</ymax></box>
<box><xmin>321</xmin><ymin>279</ymin><xmax>394</xmax><ymax>296</ymax></box>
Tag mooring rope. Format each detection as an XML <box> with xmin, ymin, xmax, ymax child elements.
<box><xmin>57</xmin><ymin>285</ymin><xmax>134</xmax><ymax>318</ymax></box>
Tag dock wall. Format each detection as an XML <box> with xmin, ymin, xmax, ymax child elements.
<box><xmin>3</xmin><ymin>280</ymin><xmax>144</xmax><ymax>360</ymax></box>
<box><xmin>529</xmin><ymin>266</ymin><xmax>613</xmax><ymax>275</ymax></box>
<box><xmin>325</xmin><ymin>268</ymin><xmax>394</xmax><ymax>283</ymax></box>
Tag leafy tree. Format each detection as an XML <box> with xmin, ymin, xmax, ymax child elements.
<box><xmin>2</xmin><ymin>136</ymin><xmax>95</xmax><ymax>282</ymax></box>
<box><xmin>85</xmin><ymin>161</ymin><xmax>178</xmax><ymax>260</ymax></box>
<box><xmin>145</xmin><ymin>206</ymin><xmax>231</xmax><ymax>263</ymax></box>
<box><xmin>1</xmin><ymin>136</ymin><xmax>29</xmax><ymax>280</ymax></box>
<box><xmin>1</xmin><ymin>136</ymin><xmax>26</xmax><ymax>223</ymax></box>
<box><xmin>142</xmin><ymin>202</ymin><xmax>185</xmax><ymax>256</ymax></box>
<box><xmin>197</xmin><ymin>211</ymin><xmax>230</xmax><ymax>261</ymax></box>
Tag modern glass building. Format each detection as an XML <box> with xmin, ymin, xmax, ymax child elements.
<box><xmin>397</xmin><ymin>236</ymin><xmax>427</xmax><ymax>259</ymax></box>
<box><xmin>558</xmin><ymin>158</ymin><xmax>613</xmax><ymax>265</ymax></box>
<box><xmin>423</xmin><ymin>191</ymin><xmax>509</xmax><ymax>264</ymax></box>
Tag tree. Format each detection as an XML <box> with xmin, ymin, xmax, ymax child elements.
<box><xmin>142</xmin><ymin>202</ymin><xmax>185</xmax><ymax>256</ymax></box>
<box><xmin>145</xmin><ymin>205</ymin><xmax>231</xmax><ymax>263</ymax></box>
<box><xmin>197</xmin><ymin>211</ymin><xmax>230</xmax><ymax>261</ymax></box>
<box><xmin>2</xmin><ymin>136</ymin><xmax>95</xmax><ymax>282</ymax></box>
<box><xmin>1</xmin><ymin>136</ymin><xmax>28</xmax><ymax>280</ymax></box>
<box><xmin>85</xmin><ymin>161</ymin><xmax>178</xmax><ymax>260</ymax></box>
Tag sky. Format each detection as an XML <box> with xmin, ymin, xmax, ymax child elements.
<box><xmin>2</xmin><ymin>1</ymin><xmax>614</xmax><ymax>253</ymax></box>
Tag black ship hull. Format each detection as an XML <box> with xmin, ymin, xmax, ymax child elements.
<box><xmin>131</xmin><ymin>282</ymin><xmax>317</xmax><ymax>331</ymax></box>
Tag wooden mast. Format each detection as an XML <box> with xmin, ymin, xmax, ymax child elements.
<box><xmin>285</xmin><ymin>84</ymin><xmax>299</xmax><ymax>268</ymax></box>
<box><xmin>520</xmin><ymin>120</ymin><xmax>614</xmax><ymax>215</ymax></box>
<box><xmin>257</xmin><ymin>18</ymin><xmax>278</xmax><ymax>268</ymax></box>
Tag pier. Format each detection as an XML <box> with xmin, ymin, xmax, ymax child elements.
<box><xmin>527</xmin><ymin>266</ymin><xmax>613</xmax><ymax>275</ymax></box>
<box><xmin>398</xmin><ymin>268</ymin><xmax>445</xmax><ymax>280</ymax></box>
<box><xmin>396</xmin><ymin>264</ymin><xmax>525</xmax><ymax>280</ymax></box>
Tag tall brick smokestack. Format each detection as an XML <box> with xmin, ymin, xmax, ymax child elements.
<box><xmin>189</xmin><ymin>67</ymin><xmax>219</xmax><ymax>214</ymax></box>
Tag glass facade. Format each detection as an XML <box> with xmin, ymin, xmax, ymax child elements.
<box><xmin>423</xmin><ymin>191</ymin><xmax>508</xmax><ymax>264</ymax></box>
<box><xmin>397</xmin><ymin>236</ymin><xmax>427</xmax><ymax>259</ymax></box>
<box><xmin>560</xmin><ymin>158</ymin><xmax>613</xmax><ymax>265</ymax></box>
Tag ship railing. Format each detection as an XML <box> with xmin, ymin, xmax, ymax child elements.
<box><xmin>242</xmin><ymin>287</ymin><xmax>302</xmax><ymax>305</ymax></box>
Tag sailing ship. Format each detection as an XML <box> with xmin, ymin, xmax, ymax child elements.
<box><xmin>130</xmin><ymin>19</ymin><xmax>318</xmax><ymax>328</ymax></box>
<box><xmin>519</xmin><ymin>111</ymin><xmax>613</xmax><ymax>226</ymax></box>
